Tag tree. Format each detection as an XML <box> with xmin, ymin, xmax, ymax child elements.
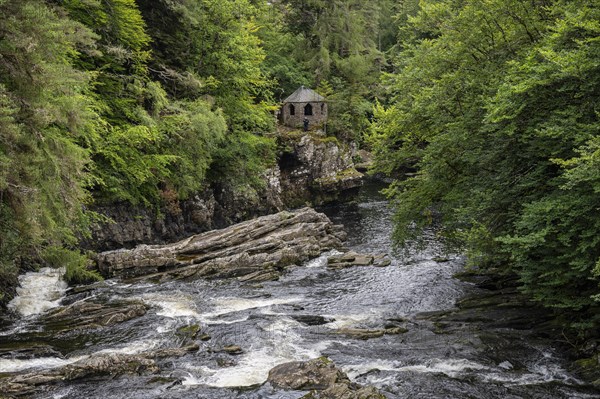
<box><xmin>137</xmin><ymin>0</ymin><xmax>277</xmax><ymax>189</ymax></box>
<box><xmin>369</xmin><ymin>0</ymin><xmax>600</xmax><ymax>329</ymax></box>
<box><xmin>0</xmin><ymin>0</ymin><xmax>101</xmax><ymax>295</ymax></box>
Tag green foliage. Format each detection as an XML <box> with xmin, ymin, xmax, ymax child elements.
<box><xmin>92</xmin><ymin>125</ymin><xmax>176</xmax><ymax>205</ymax></box>
<box><xmin>259</xmin><ymin>6</ymin><xmax>312</xmax><ymax>97</ymax></box>
<box><xmin>1</xmin><ymin>0</ymin><xmax>278</xmax><ymax>300</ymax></box>
<box><xmin>0</xmin><ymin>1</ymin><xmax>96</xmax><ymax>277</ymax></box>
<box><xmin>137</xmin><ymin>0</ymin><xmax>278</xmax><ymax>191</ymax></box>
<box><xmin>158</xmin><ymin>100</ymin><xmax>227</xmax><ymax>198</ymax></box>
<box><xmin>42</xmin><ymin>246</ymin><xmax>102</xmax><ymax>285</ymax></box>
<box><xmin>276</xmin><ymin>0</ymin><xmax>389</xmax><ymax>141</ymax></box>
<box><xmin>371</xmin><ymin>0</ymin><xmax>600</xmax><ymax>328</ymax></box>
<box><xmin>137</xmin><ymin>0</ymin><xmax>276</xmax><ymax>131</ymax></box>
<box><xmin>61</xmin><ymin>0</ymin><xmax>153</xmax><ymax>124</ymax></box>
<box><xmin>209</xmin><ymin>131</ymin><xmax>276</xmax><ymax>190</ymax></box>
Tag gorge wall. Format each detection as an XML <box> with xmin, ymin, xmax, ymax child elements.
<box><xmin>83</xmin><ymin>133</ymin><xmax>365</xmax><ymax>251</ymax></box>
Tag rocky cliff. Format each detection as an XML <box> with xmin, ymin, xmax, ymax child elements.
<box><xmin>84</xmin><ymin>132</ymin><xmax>364</xmax><ymax>251</ymax></box>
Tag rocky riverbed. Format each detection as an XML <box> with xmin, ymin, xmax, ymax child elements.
<box><xmin>1</xmin><ymin>182</ymin><xmax>599</xmax><ymax>398</ymax></box>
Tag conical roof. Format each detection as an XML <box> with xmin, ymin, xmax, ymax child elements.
<box><xmin>283</xmin><ymin>86</ymin><xmax>325</xmax><ymax>103</ymax></box>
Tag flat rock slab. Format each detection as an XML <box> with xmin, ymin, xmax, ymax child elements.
<box><xmin>43</xmin><ymin>300</ymin><xmax>147</xmax><ymax>331</ymax></box>
<box><xmin>291</xmin><ymin>315</ymin><xmax>335</xmax><ymax>326</ymax></box>
<box><xmin>327</xmin><ymin>251</ymin><xmax>391</xmax><ymax>269</ymax></box>
<box><xmin>336</xmin><ymin>327</ymin><xmax>408</xmax><ymax>340</ymax></box>
<box><xmin>95</xmin><ymin>208</ymin><xmax>346</xmax><ymax>281</ymax></box>
<box><xmin>0</xmin><ymin>353</ymin><xmax>158</xmax><ymax>396</ymax></box>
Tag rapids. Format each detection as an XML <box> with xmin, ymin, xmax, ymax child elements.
<box><xmin>0</xmin><ymin>181</ymin><xmax>598</xmax><ymax>398</ymax></box>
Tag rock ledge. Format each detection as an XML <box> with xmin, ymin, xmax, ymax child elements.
<box><xmin>95</xmin><ymin>207</ymin><xmax>346</xmax><ymax>281</ymax></box>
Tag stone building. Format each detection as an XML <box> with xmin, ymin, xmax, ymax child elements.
<box><xmin>281</xmin><ymin>86</ymin><xmax>327</xmax><ymax>129</ymax></box>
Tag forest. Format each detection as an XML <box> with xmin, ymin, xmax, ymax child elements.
<box><xmin>1</xmin><ymin>0</ymin><xmax>600</xmax><ymax>339</ymax></box>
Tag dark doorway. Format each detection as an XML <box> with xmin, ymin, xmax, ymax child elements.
<box><xmin>304</xmin><ymin>103</ymin><xmax>313</xmax><ymax>116</ymax></box>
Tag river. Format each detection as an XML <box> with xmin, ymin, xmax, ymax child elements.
<box><xmin>1</xmin><ymin>181</ymin><xmax>598</xmax><ymax>398</ymax></box>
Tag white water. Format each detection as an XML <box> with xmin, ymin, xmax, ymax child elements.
<box><xmin>305</xmin><ymin>249</ymin><xmax>342</xmax><ymax>268</ymax></box>
<box><xmin>343</xmin><ymin>356</ymin><xmax>583</xmax><ymax>389</ymax></box>
<box><xmin>7</xmin><ymin>267</ymin><xmax>67</xmax><ymax>317</ymax></box>
<box><xmin>203</xmin><ymin>296</ymin><xmax>303</xmax><ymax>319</ymax></box>
<box><xmin>0</xmin><ymin>356</ymin><xmax>82</xmax><ymax>373</ymax></box>
<box><xmin>141</xmin><ymin>293</ymin><xmax>202</xmax><ymax>319</ymax></box>
<box><xmin>182</xmin><ymin>317</ymin><xmax>331</xmax><ymax>388</ymax></box>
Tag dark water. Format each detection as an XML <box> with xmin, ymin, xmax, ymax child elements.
<box><xmin>1</xmin><ymin>182</ymin><xmax>599</xmax><ymax>398</ymax></box>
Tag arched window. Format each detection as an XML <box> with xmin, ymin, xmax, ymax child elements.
<box><xmin>304</xmin><ymin>103</ymin><xmax>313</xmax><ymax>116</ymax></box>
<box><xmin>289</xmin><ymin>104</ymin><xmax>295</xmax><ymax>115</ymax></box>
<box><xmin>321</xmin><ymin>103</ymin><xmax>325</xmax><ymax>113</ymax></box>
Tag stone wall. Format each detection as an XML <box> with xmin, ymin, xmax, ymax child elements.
<box><xmin>282</xmin><ymin>102</ymin><xmax>328</xmax><ymax>129</ymax></box>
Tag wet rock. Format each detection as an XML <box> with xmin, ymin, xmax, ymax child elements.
<box><xmin>216</xmin><ymin>357</ymin><xmax>237</xmax><ymax>367</ymax></box>
<box><xmin>199</xmin><ymin>333</ymin><xmax>211</xmax><ymax>341</ymax></box>
<box><xmin>176</xmin><ymin>324</ymin><xmax>201</xmax><ymax>341</ymax></box>
<box><xmin>268</xmin><ymin>357</ymin><xmax>346</xmax><ymax>390</ymax></box>
<box><xmin>327</xmin><ymin>252</ymin><xmax>391</xmax><ymax>269</ymax></box>
<box><xmin>291</xmin><ymin>315</ymin><xmax>335</xmax><ymax>326</ymax></box>
<box><xmin>385</xmin><ymin>327</ymin><xmax>409</xmax><ymax>335</ymax></box>
<box><xmin>238</xmin><ymin>269</ymin><xmax>281</xmax><ymax>283</ymax></box>
<box><xmin>150</xmin><ymin>344</ymin><xmax>199</xmax><ymax>359</ymax></box>
<box><xmin>0</xmin><ymin>353</ymin><xmax>158</xmax><ymax>396</ymax></box>
<box><xmin>303</xmin><ymin>383</ymin><xmax>387</xmax><ymax>399</ymax></box>
<box><xmin>43</xmin><ymin>300</ymin><xmax>147</xmax><ymax>331</ymax></box>
<box><xmin>96</xmin><ymin>208</ymin><xmax>345</xmax><ymax>281</ymax></box>
<box><xmin>222</xmin><ymin>345</ymin><xmax>243</xmax><ymax>355</ymax></box>
<box><xmin>0</xmin><ymin>374</ymin><xmax>58</xmax><ymax>397</ymax></box>
<box><xmin>63</xmin><ymin>353</ymin><xmax>158</xmax><ymax>380</ymax></box>
<box><xmin>386</xmin><ymin>317</ymin><xmax>407</xmax><ymax>324</ymax></box>
<box><xmin>267</xmin><ymin>357</ymin><xmax>386</xmax><ymax>398</ymax></box>
<box><xmin>336</xmin><ymin>327</ymin><xmax>408</xmax><ymax>340</ymax></box>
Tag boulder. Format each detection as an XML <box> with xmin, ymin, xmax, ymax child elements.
<box><xmin>175</xmin><ymin>324</ymin><xmax>201</xmax><ymax>341</ymax></box>
<box><xmin>267</xmin><ymin>357</ymin><xmax>386</xmax><ymax>399</ymax></box>
<box><xmin>62</xmin><ymin>353</ymin><xmax>158</xmax><ymax>380</ymax></box>
<box><xmin>150</xmin><ymin>344</ymin><xmax>199</xmax><ymax>359</ymax></box>
<box><xmin>222</xmin><ymin>345</ymin><xmax>243</xmax><ymax>355</ymax></box>
<box><xmin>268</xmin><ymin>357</ymin><xmax>347</xmax><ymax>390</ymax></box>
<box><xmin>95</xmin><ymin>207</ymin><xmax>346</xmax><ymax>281</ymax></box>
<box><xmin>303</xmin><ymin>384</ymin><xmax>386</xmax><ymax>399</ymax></box>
